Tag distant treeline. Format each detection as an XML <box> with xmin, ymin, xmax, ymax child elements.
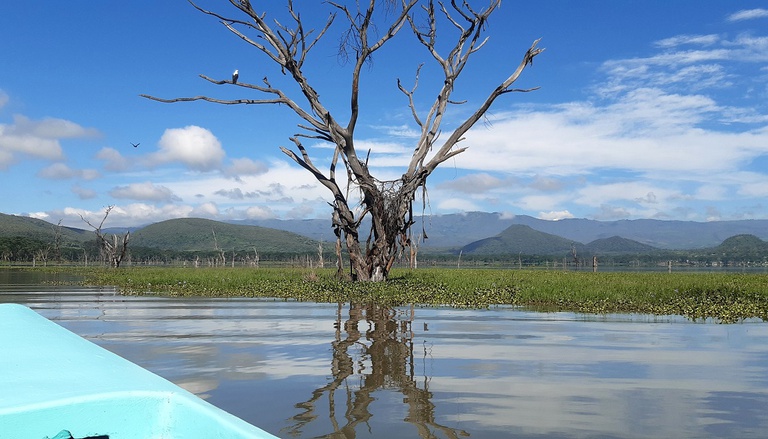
<box><xmin>0</xmin><ymin>235</ymin><xmax>336</xmax><ymax>267</ymax></box>
<box><xmin>2</xmin><ymin>234</ymin><xmax>767</xmax><ymax>268</ymax></box>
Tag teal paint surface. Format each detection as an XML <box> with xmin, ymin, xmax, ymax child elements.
<box><xmin>0</xmin><ymin>304</ymin><xmax>278</xmax><ymax>439</ymax></box>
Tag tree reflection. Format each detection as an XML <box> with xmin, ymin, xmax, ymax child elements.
<box><xmin>283</xmin><ymin>303</ymin><xmax>468</xmax><ymax>439</ymax></box>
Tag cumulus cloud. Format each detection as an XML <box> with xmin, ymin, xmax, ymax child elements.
<box><xmin>245</xmin><ymin>205</ymin><xmax>276</xmax><ymax>219</ymax></box>
<box><xmin>96</xmin><ymin>147</ymin><xmax>132</xmax><ymax>172</ymax></box>
<box><xmin>529</xmin><ymin>176</ymin><xmax>565</xmax><ymax>192</ymax></box>
<box><xmin>286</xmin><ymin>203</ymin><xmax>317</xmax><ymax>219</ymax></box>
<box><xmin>191</xmin><ymin>202</ymin><xmax>219</xmax><ymax>218</ymax></box>
<box><xmin>214</xmin><ymin>188</ymin><xmax>259</xmax><ymax>200</ymax></box>
<box><xmin>150</xmin><ymin>126</ymin><xmax>225</xmax><ymax>171</ymax></box>
<box><xmin>0</xmin><ymin>112</ymin><xmax>100</xmax><ymax>170</ymax></box>
<box><xmin>437</xmin><ymin>173</ymin><xmax>511</xmax><ymax>194</ymax></box>
<box><xmin>9</xmin><ymin>115</ymin><xmax>100</xmax><ymax>139</ymax></box>
<box><xmin>437</xmin><ymin>197</ymin><xmax>482</xmax><ymax>212</ymax></box>
<box><xmin>461</xmin><ymin>89</ymin><xmax>768</xmax><ymax>179</ymax></box>
<box><xmin>72</xmin><ymin>185</ymin><xmax>98</xmax><ymax>200</ymax></box>
<box><xmin>37</xmin><ymin>163</ymin><xmax>100</xmax><ymax>180</ymax></box>
<box><xmin>594</xmin><ymin>205</ymin><xmax>634</xmax><ymax>220</ymax></box>
<box><xmin>538</xmin><ymin>210</ymin><xmax>574</xmax><ymax>221</ymax></box>
<box><xmin>727</xmin><ymin>9</ymin><xmax>768</xmax><ymax>22</ymax></box>
<box><xmin>109</xmin><ymin>182</ymin><xmax>181</xmax><ymax>202</ymax></box>
<box><xmin>224</xmin><ymin>157</ymin><xmax>268</xmax><ymax>178</ymax></box>
<box><xmin>0</xmin><ymin>121</ymin><xmax>62</xmax><ymax>162</ymax></box>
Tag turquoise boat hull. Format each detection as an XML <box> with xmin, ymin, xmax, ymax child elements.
<box><xmin>0</xmin><ymin>303</ymin><xmax>278</xmax><ymax>439</ymax></box>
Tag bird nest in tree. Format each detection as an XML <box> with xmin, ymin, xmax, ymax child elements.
<box><xmin>376</xmin><ymin>179</ymin><xmax>413</xmax><ymax>238</ymax></box>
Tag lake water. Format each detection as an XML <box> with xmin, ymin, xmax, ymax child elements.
<box><xmin>2</xmin><ymin>270</ymin><xmax>768</xmax><ymax>438</ymax></box>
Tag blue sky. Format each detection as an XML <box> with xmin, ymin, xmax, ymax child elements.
<box><xmin>1</xmin><ymin>1</ymin><xmax>767</xmax><ymax>228</ymax></box>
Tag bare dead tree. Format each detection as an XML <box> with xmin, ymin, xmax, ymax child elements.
<box><xmin>317</xmin><ymin>240</ymin><xmax>325</xmax><ymax>269</ymax></box>
<box><xmin>80</xmin><ymin>206</ymin><xmax>130</xmax><ymax>268</ymax></box>
<box><xmin>51</xmin><ymin>219</ymin><xmax>63</xmax><ymax>263</ymax></box>
<box><xmin>142</xmin><ymin>0</ymin><xmax>543</xmax><ymax>281</ymax></box>
<box><xmin>212</xmin><ymin>228</ymin><xmax>226</xmax><ymax>266</ymax></box>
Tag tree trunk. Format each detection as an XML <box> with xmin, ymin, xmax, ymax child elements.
<box><xmin>141</xmin><ymin>1</ymin><xmax>542</xmax><ymax>282</ymax></box>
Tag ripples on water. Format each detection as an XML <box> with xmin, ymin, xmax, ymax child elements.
<box><xmin>2</xmin><ymin>269</ymin><xmax>768</xmax><ymax>438</ymax></box>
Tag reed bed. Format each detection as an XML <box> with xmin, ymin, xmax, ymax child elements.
<box><xmin>64</xmin><ymin>266</ymin><xmax>768</xmax><ymax>323</ymax></box>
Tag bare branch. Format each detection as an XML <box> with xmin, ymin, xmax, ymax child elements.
<box><xmin>425</xmin><ymin>38</ymin><xmax>544</xmax><ymax>172</ymax></box>
<box><xmin>396</xmin><ymin>64</ymin><xmax>425</xmax><ymax>128</ymax></box>
<box><xmin>344</xmin><ymin>0</ymin><xmax>418</xmax><ymax>135</ymax></box>
<box><xmin>142</xmin><ymin>1</ymin><xmax>542</xmax><ymax>282</ymax></box>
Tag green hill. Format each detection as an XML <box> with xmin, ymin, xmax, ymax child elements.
<box><xmin>130</xmin><ymin>218</ymin><xmax>320</xmax><ymax>253</ymax></box>
<box><xmin>0</xmin><ymin>213</ymin><xmax>91</xmax><ymax>244</ymax></box>
<box><xmin>706</xmin><ymin>234</ymin><xmax>768</xmax><ymax>261</ymax></box>
<box><xmin>461</xmin><ymin>226</ymin><xmax>659</xmax><ymax>256</ymax></box>
<box><xmin>461</xmin><ymin>224</ymin><xmax>583</xmax><ymax>255</ymax></box>
<box><xmin>584</xmin><ymin>236</ymin><xmax>658</xmax><ymax>254</ymax></box>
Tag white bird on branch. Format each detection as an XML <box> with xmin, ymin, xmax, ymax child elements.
<box><xmin>232</xmin><ymin>69</ymin><xmax>239</xmax><ymax>84</ymax></box>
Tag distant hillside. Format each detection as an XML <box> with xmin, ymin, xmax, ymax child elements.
<box><xmin>5</xmin><ymin>210</ymin><xmax>768</xmax><ymax>256</ymax></box>
<box><xmin>461</xmin><ymin>225</ymin><xmax>584</xmax><ymax>256</ymax></box>
<box><xmin>584</xmin><ymin>236</ymin><xmax>658</xmax><ymax>254</ymax></box>
<box><xmin>503</xmin><ymin>215</ymin><xmax>768</xmax><ymax>249</ymax></box>
<box><xmin>238</xmin><ymin>212</ymin><xmax>768</xmax><ymax>250</ymax></box>
<box><xmin>130</xmin><ymin>218</ymin><xmax>319</xmax><ymax>253</ymax></box>
<box><xmin>704</xmin><ymin>234</ymin><xmax>768</xmax><ymax>261</ymax></box>
<box><xmin>460</xmin><ymin>225</ymin><xmax>660</xmax><ymax>256</ymax></box>
<box><xmin>0</xmin><ymin>213</ymin><xmax>91</xmax><ymax>245</ymax></box>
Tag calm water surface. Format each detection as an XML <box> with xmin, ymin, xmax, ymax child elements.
<box><xmin>2</xmin><ymin>270</ymin><xmax>768</xmax><ymax>438</ymax></box>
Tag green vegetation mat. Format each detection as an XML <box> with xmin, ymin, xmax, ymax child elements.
<box><xmin>55</xmin><ymin>267</ymin><xmax>768</xmax><ymax>324</ymax></box>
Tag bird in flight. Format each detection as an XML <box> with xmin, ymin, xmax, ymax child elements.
<box><xmin>131</xmin><ymin>142</ymin><xmax>140</xmax><ymax>148</ymax></box>
<box><xmin>232</xmin><ymin>69</ymin><xmax>239</xmax><ymax>84</ymax></box>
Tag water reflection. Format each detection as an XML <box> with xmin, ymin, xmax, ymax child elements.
<box><xmin>285</xmin><ymin>303</ymin><xmax>468</xmax><ymax>439</ymax></box>
<box><xmin>3</xmin><ymin>271</ymin><xmax>768</xmax><ymax>438</ymax></box>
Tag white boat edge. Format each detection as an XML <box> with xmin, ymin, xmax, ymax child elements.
<box><xmin>0</xmin><ymin>303</ymin><xmax>279</xmax><ymax>439</ymax></box>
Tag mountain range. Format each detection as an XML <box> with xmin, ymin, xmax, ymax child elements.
<box><xmin>459</xmin><ymin>224</ymin><xmax>659</xmax><ymax>256</ymax></box>
<box><xmin>234</xmin><ymin>212</ymin><xmax>768</xmax><ymax>250</ymax></box>
<box><xmin>4</xmin><ymin>211</ymin><xmax>768</xmax><ymax>257</ymax></box>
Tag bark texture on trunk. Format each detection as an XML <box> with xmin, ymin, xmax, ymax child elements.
<box><xmin>141</xmin><ymin>1</ymin><xmax>542</xmax><ymax>281</ymax></box>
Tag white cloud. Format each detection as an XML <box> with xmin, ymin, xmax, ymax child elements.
<box><xmin>574</xmin><ymin>182</ymin><xmax>678</xmax><ymax>208</ymax></box>
<box><xmin>286</xmin><ymin>203</ymin><xmax>317</xmax><ymax>219</ymax></box>
<box><xmin>727</xmin><ymin>9</ymin><xmax>768</xmax><ymax>22</ymax></box>
<box><xmin>654</xmin><ymin>34</ymin><xmax>719</xmax><ymax>48</ymax></box>
<box><xmin>72</xmin><ymin>185</ymin><xmax>98</xmax><ymax>200</ymax></box>
<box><xmin>0</xmin><ymin>125</ymin><xmax>62</xmax><ymax>161</ymax></box>
<box><xmin>0</xmin><ymin>149</ymin><xmax>12</xmax><ymax>169</ymax></box>
<box><xmin>215</xmin><ymin>188</ymin><xmax>254</xmax><ymax>200</ymax></box>
<box><xmin>436</xmin><ymin>197</ymin><xmax>482</xmax><ymax>212</ymax></box>
<box><xmin>517</xmin><ymin>193</ymin><xmax>575</xmax><ymax>212</ymax></box>
<box><xmin>0</xmin><ymin>90</ymin><xmax>8</xmax><ymax>109</ymax></box>
<box><xmin>538</xmin><ymin>210</ymin><xmax>574</xmax><ymax>221</ymax></box>
<box><xmin>370</xmin><ymin>124</ymin><xmax>421</xmax><ymax>138</ymax></box>
<box><xmin>37</xmin><ymin>163</ymin><xmax>100</xmax><ymax>180</ymax></box>
<box><xmin>150</xmin><ymin>126</ymin><xmax>225</xmax><ymax>171</ymax></box>
<box><xmin>53</xmin><ymin>204</ymin><xmax>195</xmax><ymax>228</ymax></box>
<box><xmin>0</xmin><ymin>114</ymin><xmax>100</xmax><ymax>169</ymax></box>
<box><xmin>437</xmin><ymin>173</ymin><xmax>511</xmax><ymax>194</ymax></box>
<box><xmin>96</xmin><ymin>147</ymin><xmax>132</xmax><ymax>172</ymax></box>
<box><xmin>191</xmin><ymin>202</ymin><xmax>219</xmax><ymax>218</ymax></box>
<box><xmin>245</xmin><ymin>205</ymin><xmax>276</xmax><ymax>219</ymax></box>
<box><xmin>9</xmin><ymin>115</ymin><xmax>100</xmax><ymax>139</ymax></box>
<box><xmin>109</xmin><ymin>182</ymin><xmax>181</xmax><ymax>202</ymax></box>
<box><xmin>459</xmin><ymin>88</ymin><xmax>768</xmax><ymax>179</ymax></box>
<box><xmin>738</xmin><ymin>182</ymin><xmax>768</xmax><ymax>198</ymax></box>
<box><xmin>224</xmin><ymin>157</ymin><xmax>268</xmax><ymax>177</ymax></box>
<box><xmin>529</xmin><ymin>176</ymin><xmax>565</xmax><ymax>192</ymax></box>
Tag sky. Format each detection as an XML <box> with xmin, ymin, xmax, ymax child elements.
<box><xmin>1</xmin><ymin>1</ymin><xmax>767</xmax><ymax>229</ymax></box>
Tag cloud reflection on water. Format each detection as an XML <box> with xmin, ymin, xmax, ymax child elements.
<box><xmin>6</xmin><ymin>289</ymin><xmax>768</xmax><ymax>438</ymax></box>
